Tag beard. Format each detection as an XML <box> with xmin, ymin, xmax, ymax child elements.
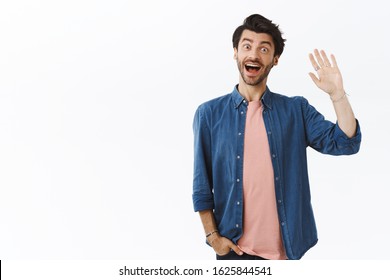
<box><xmin>237</xmin><ymin>59</ymin><xmax>274</xmax><ymax>86</ymax></box>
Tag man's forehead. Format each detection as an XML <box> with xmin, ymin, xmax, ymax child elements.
<box><xmin>240</xmin><ymin>30</ymin><xmax>274</xmax><ymax>45</ymax></box>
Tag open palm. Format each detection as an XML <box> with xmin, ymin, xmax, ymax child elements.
<box><xmin>308</xmin><ymin>49</ymin><xmax>344</xmax><ymax>96</ymax></box>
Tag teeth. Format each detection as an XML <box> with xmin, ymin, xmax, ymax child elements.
<box><xmin>246</xmin><ymin>63</ymin><xmax>260</xmax><ymax>67</ymax></box>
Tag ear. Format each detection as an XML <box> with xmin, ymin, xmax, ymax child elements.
<box><xmin>273</xmin><ymin>56</ymin><xmax>279</xmax><ymax>66</ymax></box>
<box><xmin>233</xmin><ymin>48</ymin><xmax>237</xmax><ymax>60</ymax></box>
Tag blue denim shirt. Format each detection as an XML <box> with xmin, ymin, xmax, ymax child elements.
<box><xmin>192</xmin><ymin>85</ymin><xmax>361</xmax><ymax>260</ymax></box>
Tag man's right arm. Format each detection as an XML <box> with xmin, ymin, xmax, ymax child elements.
<box><xmin>193</xmin><ymin>105</ymin><xmax>243</xmax><ymax>257</ymax></box>
<box><xmin>199</xmin><ymin>209</ymin><xmax>243</xmax><ymax>256</ymax></box>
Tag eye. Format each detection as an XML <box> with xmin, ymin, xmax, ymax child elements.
<box><xmin>243</xmin><ymin>44</ymin><xmax>251</xmax><ymax>50</ymax></box>
<box><xmin>260</xmin><ymin>47</ymin><xmax>268</xmax><ymax>53</ymax></box>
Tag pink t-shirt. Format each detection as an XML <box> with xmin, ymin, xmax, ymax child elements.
<box><xmin>237</xmin><ymin>100</ymin><xmax>287</xmax><ymax>260</ymax></box>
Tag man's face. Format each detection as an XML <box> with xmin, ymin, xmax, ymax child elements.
<box><xmin>234</xmin><ymin>30</ymin><xmax>279</xmax><ymax>86</ymax></box>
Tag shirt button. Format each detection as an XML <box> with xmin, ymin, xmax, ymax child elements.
<box><xmin>236</xmin><ymin>224</ymin><xmax>239</xmax><ymax>228</ymax></box>
<box><xmin>236</xmin><ymin>179</ymin><xmax>240</xmax><ymax>182</ymax></box>
<box><xmin>238</xmin><ymin>132</ymin><xmax>242</xmax><ymax>136</ymax></box>
<box><xmin>241</xmin><ymin>111</ymin><xmax>244</xmax><ymax>115</ymax></box>
<box><xmin>237</xmin><ymin>155</ymin><xmax>240</xmax><ymax>159</ymax></box>
<box><xmin>275</xmin><ymin>177</ymin><xmax>279</xmax><ymax>181</ymax></box>
<box><xmin>272</xmin><ymin>154</ymin><xmax>276</xmax><ymax>158</ymax></box>
<box><xmin>268</xmin><ymin>131</ymin><xmax>272</xmax><ymax>135</ymax></box>
<box><xmin>278</xmin><ymin>200</ymin><xmax>282</xmax><ymax>203</ymax></box>
<box><xmin>237</xmin><ymin>201</ymin><xmax>240</xmax><ymax>205</ymax></box>
<box><xmin>281</xmin><ymin>222</ymin><xmax>285</xmax><ymax>226</ymax></box>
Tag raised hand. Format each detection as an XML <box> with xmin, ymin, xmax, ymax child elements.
<box><xmin>308</xmin><ymin>49</ymin><xmax>345</xmax><ymax>99</ymax></box>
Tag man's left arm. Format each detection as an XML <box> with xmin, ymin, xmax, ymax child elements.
<box><xmin>308</xmin><ymin>49</ymin><xmax>357</xmax><ymax>138</ymax></box>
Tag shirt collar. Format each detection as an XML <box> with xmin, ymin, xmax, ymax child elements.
<box><xmin>231</xmin><ymin>85</ymin><xmax>273</xmax><ymax>110</ymax></box>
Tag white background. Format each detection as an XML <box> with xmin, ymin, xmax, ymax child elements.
<box><xmin>0</xmin><ymin>0</ymin><xmax>389</xmax><ymax>260</ymax></box>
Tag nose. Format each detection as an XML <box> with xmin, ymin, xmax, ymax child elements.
<box><xmin>247</xmin><ymin>49</ymin><xmax>261</xmax><ymax>61</ymax></box>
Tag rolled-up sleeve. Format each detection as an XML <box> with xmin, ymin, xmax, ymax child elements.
<box><xmin>332</xmin><ymin>120</ymin><xmax>361</xmax><ymax>154</ymax></box>
<box><xmin>302</xmin><ymin>97</ymin><xmax>362</xmax><ymax>155</ymax></box>
<box><xmin>192</xmin><ymin>105</ymin><xmax>214</xmax><ymax>212</ymax></box>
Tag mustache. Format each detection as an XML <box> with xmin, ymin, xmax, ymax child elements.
<box><xmin>244</xmin><ymin>59</ymin><xmax>262</xmax><ymax>64</ymax></box>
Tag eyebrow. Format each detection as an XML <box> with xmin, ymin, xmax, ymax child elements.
<box><xmin>241</xmin><ymin>38</ymin><xmax>273</xmax><ymax>46</ymax></box>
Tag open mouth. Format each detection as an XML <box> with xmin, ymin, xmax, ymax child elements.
<box><xmin>245</xmin><ymin>63</ymin><xmax>261</xmax><ymax>74</ymax></box>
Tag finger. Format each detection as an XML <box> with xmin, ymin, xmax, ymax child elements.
<box><xmin>314</xmin><ymin>49</ymin><xmax>325</xmax><ymax>67</ymax></box>
<box><xmin>309</xmin><ymin>53</ymin><xmax>320</xmax><ymax>71</ymax></box>
<box><xmin>308</xmin><ymin>72</ymin><xmax>320</xmax><ymax>88</ymax></box>
<box><xmin>330</xmin><ymin>54</ymin><xmax>338</xmax><ymax>68</ymax></box>
<box><xmin>320</xmin><ymin>50</ymin><xmax>331</xmax><ymax>67</ymax></box>
<box><xmin>229</xmin><ymin>243</ymin><xmax>243</xmax><ymax>255</ymax></box>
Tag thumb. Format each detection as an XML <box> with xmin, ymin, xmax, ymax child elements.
<box><xmin>308</xmin><ymin>72</ymin><xmax>320</xmax><ymax>87</ymax></box>
<box><xmin>229</xmin><ymin>242</ymin><xmax>243</xmax><ymax>256</ymax></box>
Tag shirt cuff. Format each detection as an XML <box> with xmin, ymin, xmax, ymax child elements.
<box><xmin>192</xmin><ymin>192</ymin><xmax>214</xmax><ymax>212</ymax></box>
